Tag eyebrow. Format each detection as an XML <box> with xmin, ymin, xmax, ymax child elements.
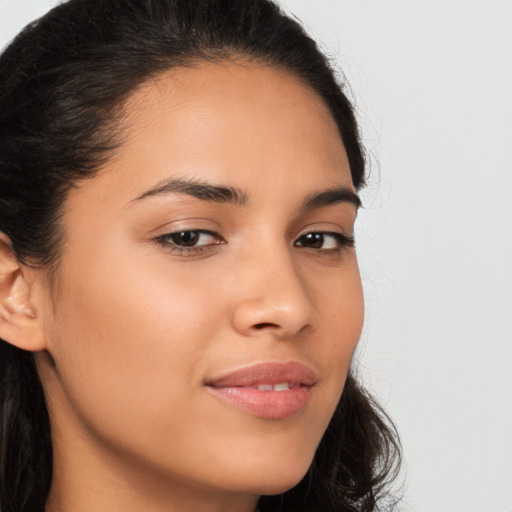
<box><xmin>301</xmin><ymin>187</ymin><xmax>361</xmax><ymax>212</ymax></box>
<box><xmin>132</xmin><ymin>177</ymin><xmax>248</xmax><ymax>206</ymax></box>
<box><xmin>132</xmin><ymin>177</ymin><xmax>361</xmax><ymax>210</ymax></box>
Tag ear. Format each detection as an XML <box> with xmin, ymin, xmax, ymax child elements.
<box><xmin>0</xmin><ymin>233</ymin><xmax>47</xmax><ymax>352</ymax></box>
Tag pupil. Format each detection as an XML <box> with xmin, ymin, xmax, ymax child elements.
<box><xmin>174</xmin><ymin>231</ymin><xmax>199</xmax><ymax>246</ymax></box>
<box><xmin>304</xmin><ymin>233</ymin><xmax>323</xmax><ymax>248</ymax></box>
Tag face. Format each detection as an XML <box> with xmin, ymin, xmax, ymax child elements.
<box><xmin>37</xmin><ymin>62</ymin><xmax>364</xmax><ymax>506</ymax></box>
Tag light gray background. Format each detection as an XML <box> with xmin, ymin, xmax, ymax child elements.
<box><xmin>1</xmin><ymin>1</ymin><xmax>511</xmax><ymax>511</ymax></box>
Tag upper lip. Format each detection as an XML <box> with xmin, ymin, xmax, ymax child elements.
<box><xmin>206</xmin><ymin>361</ymin><xmax>316</xmax><ymax>388</ymax></box>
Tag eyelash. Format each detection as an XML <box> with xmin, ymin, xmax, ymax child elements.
<box><xmin>295</xmin><ymin>232</ymin><xmax>355</xmax><ymax>251</ymax></box>
<box><xmin>154</xmin><ymin>229</ymin><xmax>354</xmax><ymax>255</ymax></box>
<box><xmin>154</xmin><ymin>230</ymin><xmax>224</xmax><ymax>255</ymax></box>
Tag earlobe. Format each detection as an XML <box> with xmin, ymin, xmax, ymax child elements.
<box><xmin>0</xmin><ymin>233</ymin><xmax>47</xmax><ymax>352</ymax></box>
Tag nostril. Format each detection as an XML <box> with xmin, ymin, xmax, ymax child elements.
<box><xmin>254</xmin><ymin>322</ymin><xmax>279</xmax><ymax>330</ymax></box>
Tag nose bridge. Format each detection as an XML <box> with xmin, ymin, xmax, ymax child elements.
<box><xmin>231</xmin><ymin>239</ymin><xmax>316</xmax><ymax>337</ymax></box>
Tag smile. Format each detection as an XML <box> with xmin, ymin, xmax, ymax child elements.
<box><xmin>205</xmin><ymin>362</ymin><xmax>316</xmax><ymax>420</ymax></box>
<box><xmin>253</xmin><ymin>382</ymin><xmax>295</xmax><ymax>391</ymax></box>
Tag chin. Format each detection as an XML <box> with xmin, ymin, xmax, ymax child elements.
<box><xmin>200</xmin><ymin>414</ymin><xmax>327</xmax><ymax>496</ymax></box>
<box><xmin>252</xmin><ymin>473</ymin><xmax>308</xmax><ymax>496</ymax></box>
<box><xmin>223</xmin><ymin>450</ymin><xmax>314</xmax><ymax>496</ymax></box>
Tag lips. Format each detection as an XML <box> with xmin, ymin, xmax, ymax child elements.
<box><xmin>205</xmin><ymin>362</ymin><xmax>316</xmax><ymax>420</ymax></box>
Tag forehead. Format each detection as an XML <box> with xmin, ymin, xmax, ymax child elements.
<box><xmin>77</xmin><ymin>61</ymin><xmax>353</xmax><ymax>209</ymax></box>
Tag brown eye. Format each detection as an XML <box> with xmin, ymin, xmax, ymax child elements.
<box><xmin>170</xmin><ymin>231</ymin><xmax>201</xmax><ymax>247</ymax></box>
<box><xmin>157</xmin><ymin>230</ymin><xmax>223</xmax><ymax>249</ymax></box>
<box><xmin>295</xmin><ymin>232</ymin><xmax>354</xmax><ymax>250</ymax></box>
<box><xmin>297</xmin><ymin>233</ymin><xmax>325</xmax><ymax>249</ymax></box>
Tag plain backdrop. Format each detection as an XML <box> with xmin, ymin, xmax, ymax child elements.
<box><xmin>1</xmin><ymin>1</ymin><xmax>511</xmax><ymax>511</ymax></box>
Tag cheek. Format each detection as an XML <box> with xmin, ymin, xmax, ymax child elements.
<box><xmin>311</xmin><ymin>255</ymin><xmax>364</xmax><ymax>354</ymax></box>
<box><xmin>47</xmin><ymin>243</ymin><xmax>225</xmax><ymax>446</ymax></box>
<box><xmin>306</xmin><ymin>257</ymin><xmax>364</xmax><ymax>406</ymax></box>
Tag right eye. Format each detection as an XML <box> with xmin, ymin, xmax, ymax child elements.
<box><xmin>154</xmin><ymin>230</ymin><xmax>225</xmax><ymax>254</ymax></box>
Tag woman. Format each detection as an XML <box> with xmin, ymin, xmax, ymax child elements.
<box><xmin>0</xmin><ymin>1</ymin><xmax>400</xmax><ymax>511</ymax></box>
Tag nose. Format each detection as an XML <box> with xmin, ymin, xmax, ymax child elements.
<box><xmin>230</xmin><ymin>247</ymin><xmax>317</xmax><ymax>339</ymax></box>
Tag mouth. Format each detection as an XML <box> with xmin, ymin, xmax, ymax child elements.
<box><xmin>205</xmin><ymin>362</ymin><xmax>316</xmax><ymax>420</ymax></box>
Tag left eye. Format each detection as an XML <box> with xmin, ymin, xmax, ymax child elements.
<box><xmin>156</xmin><ymin>230</ymin><xmax>222</xmax><ymax>248</ymax></box>
<box><xmin>294</xmin><ymin>232</ymin><xmax>354</xmax><ymax>250</ymax></box>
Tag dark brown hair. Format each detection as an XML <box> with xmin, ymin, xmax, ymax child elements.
<box><xmin>0</xmin><ymin>1</ymin><xmax>400</xmax><ymax>510</ymax></box>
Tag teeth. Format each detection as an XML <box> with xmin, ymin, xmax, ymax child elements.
<box><xmin>256</xmin><ymin>382</ymin><xmax>290</xmax><ymax>391</ymax></box>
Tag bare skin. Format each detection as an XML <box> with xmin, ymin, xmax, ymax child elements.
<box><xmin>0</xmin><ymin>62</ymin><xmax>363</xmax><ymax>512</ymax></box>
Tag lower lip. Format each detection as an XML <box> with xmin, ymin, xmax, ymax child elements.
<box><xmin>206</xmin><ymin>386</ymin><xmax>312</xmax><ymax>419</ymax></box>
